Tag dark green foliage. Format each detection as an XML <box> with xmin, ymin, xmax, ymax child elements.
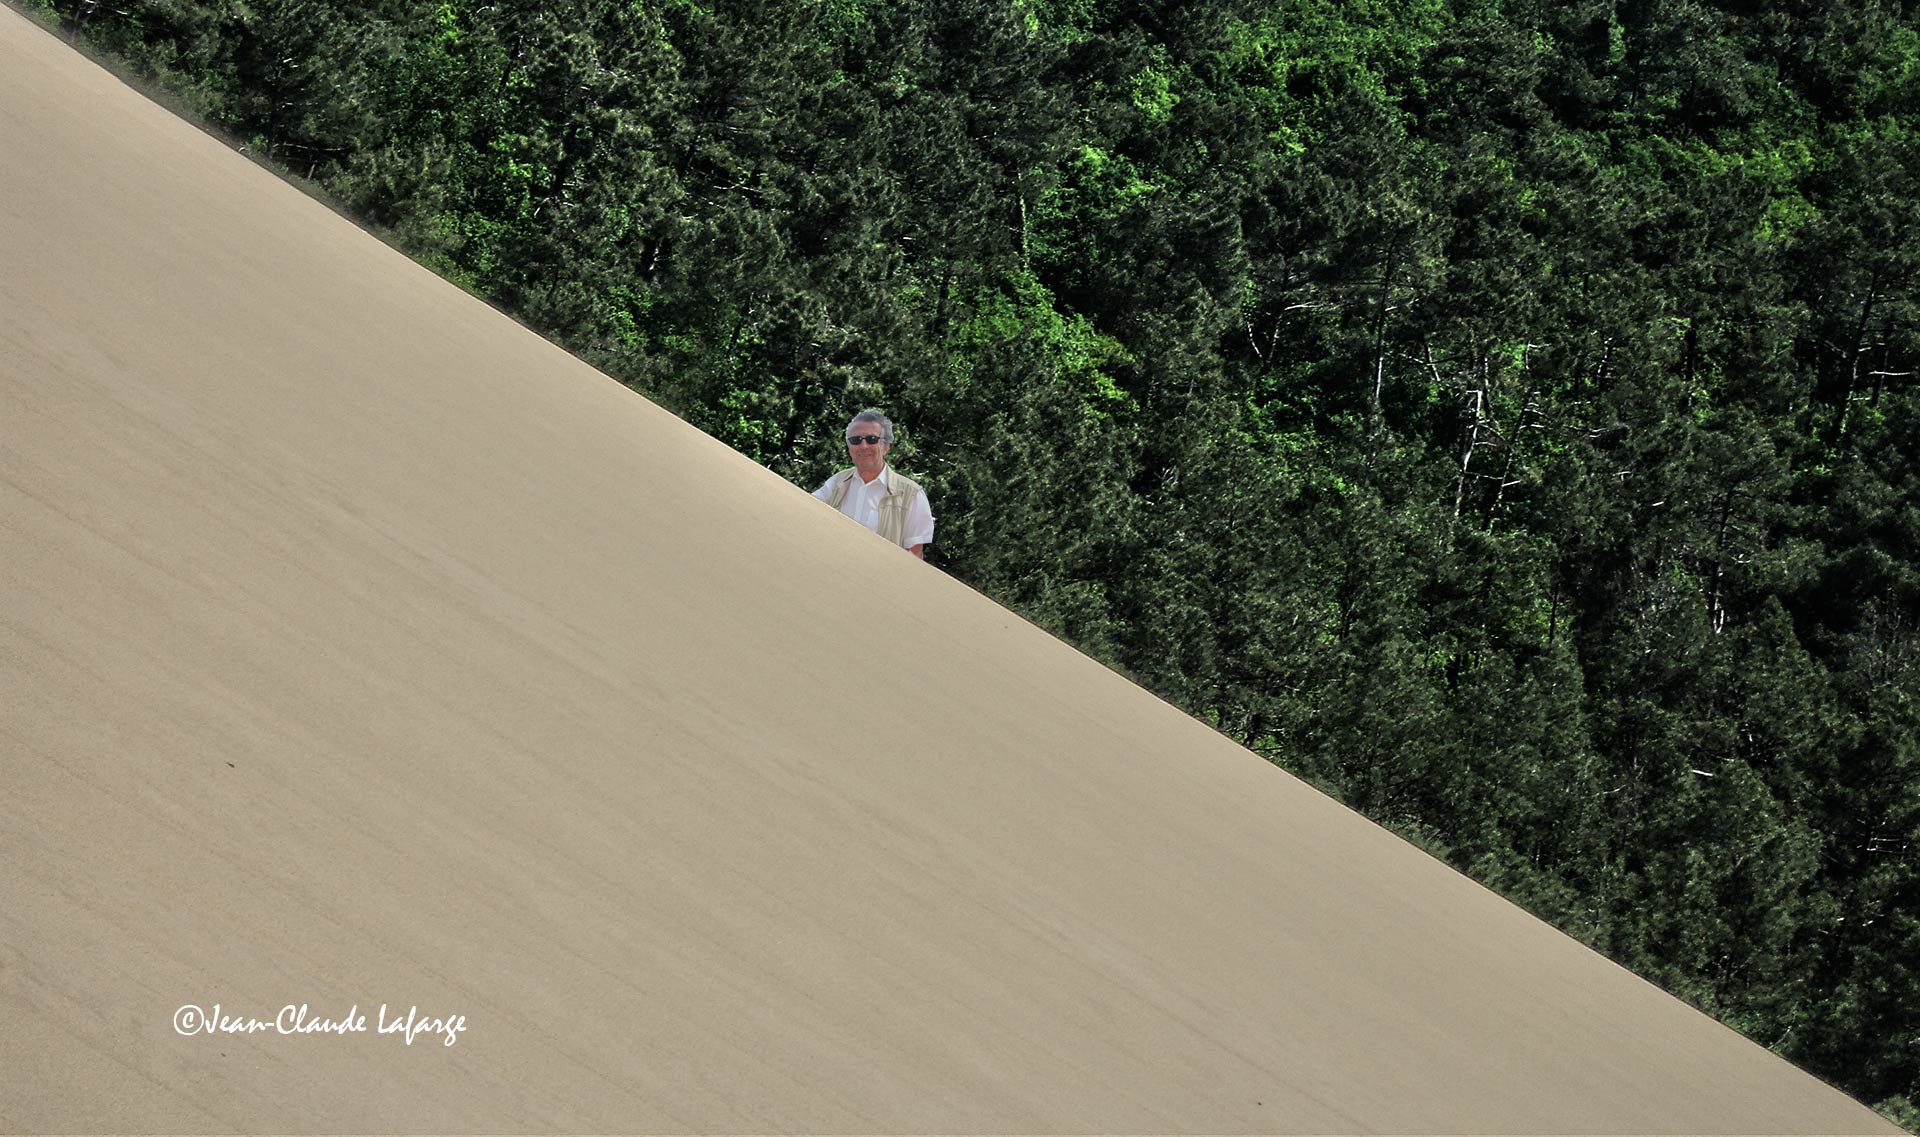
<box><xmin>37</xmin><ymin>0</ymin><xmax>1920</xmax><ymax>1119</ymax></box>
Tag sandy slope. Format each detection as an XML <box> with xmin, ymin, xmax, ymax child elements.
<box><xmin>0</xmin><ymin>6</ymin><xmax>1898</xmax><ymax>1133</ymax></box>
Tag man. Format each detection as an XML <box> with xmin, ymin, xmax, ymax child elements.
<box><xmin>813</xmin><ymin>409</ymin><xmax>934</xmax><ymax>559</ymax></box>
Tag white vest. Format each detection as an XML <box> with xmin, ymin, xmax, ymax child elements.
<box><xmin>824</xmin><ymin>467</ymin><xmax>925</xmax><ymax>548</ymax></box>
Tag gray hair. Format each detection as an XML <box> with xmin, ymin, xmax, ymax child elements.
<box><xmin>846</xmin><ymin>409</ymin><xmax>894</xmax><ymax>444</ymax></box>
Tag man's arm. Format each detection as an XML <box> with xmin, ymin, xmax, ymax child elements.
<box><xmin>903</xmin><ymin>490</ymin><xmax>934</xmax><ymax>561</ymax></box>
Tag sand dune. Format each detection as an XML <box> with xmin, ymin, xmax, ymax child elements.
<box><xmin>0</xmin><ymin>7</ymin><xmax>1898</xmax><ymax>1133</ymax></box>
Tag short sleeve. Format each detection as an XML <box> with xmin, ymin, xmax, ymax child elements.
<box><xmin>903</xmin><ymin>488</ymin><xmax>935</xmax><ymax>548</ymax></box>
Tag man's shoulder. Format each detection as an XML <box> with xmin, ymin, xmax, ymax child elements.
<box><xmin>885</xmin><ymin>467</ymin><xmax>924</xmax><ymax>496</ymax></box>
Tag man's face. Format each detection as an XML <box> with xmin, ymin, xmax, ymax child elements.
<box><xmin>847</xmin><ymin>425</ymin><xmax>888</xmax><ymax>476</ymax></box>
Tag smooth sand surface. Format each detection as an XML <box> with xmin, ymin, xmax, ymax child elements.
<box><xmin>0</xmin><ymin>7</ymin><xmax>1900</xmax><ymax>1133</ymax></box>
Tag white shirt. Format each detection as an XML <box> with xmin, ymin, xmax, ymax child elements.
<box><xmin>813</xmin><ymin>465</ymin><xmax>935</xmax><ymax>549</ymax></box>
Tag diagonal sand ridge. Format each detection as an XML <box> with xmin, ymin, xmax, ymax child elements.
<box><xmin>0</xmin><ymin>6</ymin><xmax>1899</xmax><ymax>1133</ymax></box>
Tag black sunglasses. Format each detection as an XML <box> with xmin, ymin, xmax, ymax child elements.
<box><xmin>847</xmin><ymin>434</ymin><xmax>885</xmax><ymax>445</ymax></box>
